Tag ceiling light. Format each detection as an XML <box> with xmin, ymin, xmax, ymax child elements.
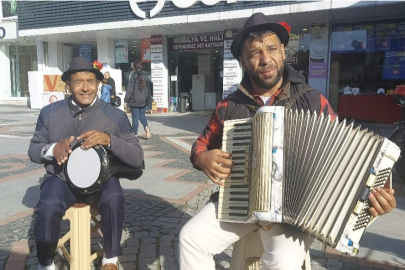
<box><xmin>133</xmin><ymin>41</ymin><xmax>137</xmax><ymax>43</ymax></box>
<box><xmin>134</xmin><ymin>45</ymin><xmax>137</xmax><ymax>47</ymax></box>
<box><xmin>131</xmin><ymin>52</ymin><xmax>135</xmax><ymax>53</ymax></box>
<box><xmin>301</xmin><ymin>45</ymin><xmax>304</xmax><ymax>48</ymax></box>
<box><xmin>171</xmin><ymin>60</ymin><xmax>174</xmax><ymax>62</ymax></box>
<box><xmin>215</xmin><ymin>51</ymin><xmax>218</xmax><ymax>53</ymax></box>
<box><xmin>302</xmin><ymin>28</ymin><xmax>307</xmax><ymax>31</ymax></box>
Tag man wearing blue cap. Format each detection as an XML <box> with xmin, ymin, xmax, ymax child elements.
<box><xmin>179</xmin><ymin>12</ymin><xmax>397</xmax><ymax>269</ymax></box>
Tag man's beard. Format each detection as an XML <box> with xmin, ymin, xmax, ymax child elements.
<box><xmin>248</xmin><ymin>62</ymin><xmax>284</xmax><ymax>90</ymax></box>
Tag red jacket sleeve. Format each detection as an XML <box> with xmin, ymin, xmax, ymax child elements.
<box><xmin>190</xmin><ymin>98</ymin><xmax>229</xmax><ymax>170</ymax></box>
<box><xmin>319</xmin><ymin>94</ymin><xmax>337</xmax><ymax>121</ymax></box>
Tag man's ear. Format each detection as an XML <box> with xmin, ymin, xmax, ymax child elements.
<box><xmin>281</xmin><ymin>44</ymin><xmax>286</xmax><ymax>61</ymax></box>
<box><xmin>239</xmin><ymin>55</ymin><xmax>246</xmax><ymax>71</ymax></box>
<box><xmin>65</xmin><ymin>82</ymin><xmax>71</xmax><ymax>93</ymax></box>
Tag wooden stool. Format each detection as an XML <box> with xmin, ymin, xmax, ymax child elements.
<box><xmin>151</xmin><ymin>101</ymin><xmax>157</xmax><ymax>114</ymax></box>
<box><xmin>57</xmin><ymin>203</ymin><xmax>104</xmax><ymax>270</ymax></box>
<box><xmin>230</xmin><ymin>231</ymin><xmax>312</xmax><ymax>270</ymax></box>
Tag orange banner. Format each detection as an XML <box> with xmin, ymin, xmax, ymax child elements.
<box><xmin>43</xmin><ymin>75</ymin><xmax>65</xmax><ymax>92</ymax></box>
<box><xmin>141</xmin><ymin>38</ymin><xmax>151</xmax><ymax>63</ymax></box>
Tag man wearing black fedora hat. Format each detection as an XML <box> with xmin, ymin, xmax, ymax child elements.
<box><xmin>28</xmin><ymin>57</ymin><xmax>143</xmax><ymax>270</ymax></box>
<box><xmin>179</xmin><ymin>12</ymin><xmax>396</xmax><ymax>269</ymax></box>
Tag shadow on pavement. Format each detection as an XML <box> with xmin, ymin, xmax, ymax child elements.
<box><xmin>359</xmin><ymin>231</ymin><xmax>405</xmax><ymax>266</ymax></box>
<box><xmin>14</xmin><ymin>184</ymin><xmax>229</xmax><ymax>270</ymax></box>
<box><xmin>146</xmin><ymin>113</ymin><xmax>210</xmax><ymax>135</ymax></box>
<box><xmin>22</xmin><ymin>177</ymin><xmax>44</xmax><ymax>209</ymax></box>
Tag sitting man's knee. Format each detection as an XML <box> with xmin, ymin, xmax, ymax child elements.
<box><xmin>99</xmin><ymin>190</ymin><xmax>124</xmax><ymax>208</ymax></box>
<box><xmin>179</xmin><ymin>222</ymin><xmax>196</xmax><ymax>245</ymax></box>
<box><xmin>36</xmin><ymin>197</ymin><xmax>66</xmax><ymax>218</ymax></box>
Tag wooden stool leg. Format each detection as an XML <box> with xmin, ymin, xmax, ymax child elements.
<box><xmin>230</xmin><ymin>231</ymin><xmax>264</xmax><ymax>270</ymax></box>
<box><xmin>62</xmin><ymin>205</ymin><xmax>92</xmax><ymax>270</ymax></box>
<box><xmin>230</xmin><ymin>231</ymin><xmax>312</xmax><ymax>270</ymax></box>
<box><xmin>71</xmin><ymin>205</ymin><xmax>91</xmax><ymax>270</ymax></box>
<box><xmin>304</xmin><ymin>250</ymin><xmax>312</xmax><ymax>270</ymax></box>
<box><xmin>90</xmin><ymin>208</ymin><xmax>104</xmax><ymax>261</ymax></box>
<box><xmin>57</xmin><ymin>204</ymin><xmax>104</xmax><ymax>270</ymax></box>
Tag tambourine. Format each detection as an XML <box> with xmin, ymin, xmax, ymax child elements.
<box><xmin>65</xmin><ymin>142</ymin><xmax>144</xmax><ymax>194</ymax></box>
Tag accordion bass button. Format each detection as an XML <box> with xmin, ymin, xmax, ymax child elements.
<box><xmin>366</xmin><ymin>174</ymin><xmax>377</xmax><ymax>187</ymax></box>
<box><xmin>95</xmin><ymin>145</ymin><xmax>100</xmax><ymax>149</ymax></box>
<box><xmin>354</xmin><ymin>201</ymin><xmax>364</xmax><ymax>214</ymax></box>
<box><xmin>98</xmin><ymin>180</ymin><xmax>102</xmax><ymax>184</ymax></box>
<box><xmin>102</xmin><ymin>161</ymin><xmax>107</xmax><ymax>166</ymax></box>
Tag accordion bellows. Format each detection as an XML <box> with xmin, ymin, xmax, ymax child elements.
<box><xmin>218</xmin><ymin>106</ymin><xmax>400</xmax><ymax>255</ymax></box>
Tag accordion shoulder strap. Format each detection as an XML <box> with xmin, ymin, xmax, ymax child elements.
<box><xmin>284</xmin><ymin>86</ymin><xmax>314</xmax><ymax>109</ymax></box>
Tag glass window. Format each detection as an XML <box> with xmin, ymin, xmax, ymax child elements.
<box><xmin>9</xmin><ymin>45</ymin><xmax>37</xmax><ymax>97</ymax></box>
<box><xmin>330</xmin><ymin>21</ymin><xmax>405</xmax><ymax>102</ymax></box>
<box><xmin>115</xmin><ymin>38</ymin><xmax>151</xmax><ymax>90</ymax></box>
<box><xmin>1</xmin><ymin>0</ymin><xmax>17</xmax><ymax>17</ymax></box>
<box><xmin>287</xmin><ymin>26</ymin><xmax>311</xmax><ymax>83</ymax></box>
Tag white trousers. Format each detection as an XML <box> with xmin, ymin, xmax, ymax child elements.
<box><xmin>179</xmin><ymin>202</ymin><xmax>313</xmax><ymax>270</ymax></box>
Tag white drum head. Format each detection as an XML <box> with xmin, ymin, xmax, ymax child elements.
<box><xmin>67</xmin><ymin>147</ymin><xmax>101</xmax><ymax>188</ymax></box>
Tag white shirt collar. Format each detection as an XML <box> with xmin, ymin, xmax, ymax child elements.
<box><xmin>71</xmin><ymin>97</ymin><xmax>97</xmax><ymax>109</ymax></box>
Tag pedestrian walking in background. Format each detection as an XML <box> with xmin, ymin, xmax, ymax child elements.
<box><xmin>104</xmin><ymin>71</ymin><xmax>116</xmax><ymax>101</ymax></box>
<box><xmin>124</xmin><ymin>60</ymin><xmax>152</xmax><ymax>138</ymax></box>
<box><xmin>100</xmin><ymin>79</ymin><xmax>112</xmax><ymax>103</ymax></box>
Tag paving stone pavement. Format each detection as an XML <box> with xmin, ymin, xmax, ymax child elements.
<box><xmin>0</xmin><ymin>106</ymin><xmax>405</xmax><ymax>270</ymax></box>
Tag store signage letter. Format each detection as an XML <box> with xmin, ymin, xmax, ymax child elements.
<box><xmin>0</xmin><ymin>27</ymin><xmax>5</xmax><ymax>39</ymax></box>
<box><xmin>129</xmin><ymin>0</ymin><xmax>236</xmax><ymax>19</ymax></box>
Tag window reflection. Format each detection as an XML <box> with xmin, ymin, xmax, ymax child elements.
<box><xmin>1</xmin><ymin>0</ymin><xmax>17</xmax><ymax>17</ymax></box>
<box><xmin>330</xmin><ymin>21</ymin><xmax>405</xmax><ymax>110</ymax></box>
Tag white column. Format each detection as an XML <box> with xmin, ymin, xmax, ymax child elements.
<box><xmin>97</xmin><ymin>36</ymin><xmax>115</xmax><ymax>68</ymax></box>
<box><xmin>36</xmin><ymin>38</ymin><xmax>45</xmax><ymax>72</ymax></box>
<box><xmin>223</xmin><ymin>32</ymin><xmax>242</xmax><ymax>99</ymax></box>
<box><xmin>47</xmin><ymin>42</ymin><xmax>63</xmax><ymax>74</ymax></box>
<box><xmin>151</xmin><ymin>35</ymin><xmax>168</xmax><ymax>112</ymax></box>
<box><xmin>161</xmin><ymin>35</ymin><xmax>169</xmax><ymax>112</ymax></box>
<box><xmin>0</xmin><ymin>44</ymin><xmax>11</xmax><ymax>98</ymax></box>
<box><xmin>308</xmin><ymin>22</ymin><xmax>330</xmax><ymax>98</ymax></box>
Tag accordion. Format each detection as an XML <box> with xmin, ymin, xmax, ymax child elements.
<box><xmin>218</xmin><ymin>106</ymin><xmax>400</xmax><ymax>255</ymax></box>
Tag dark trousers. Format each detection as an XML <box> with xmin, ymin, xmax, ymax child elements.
<box><xmin>34</xmin><ymin>176</ymin><xmax>125</xmax><ymax>266</ymax></box>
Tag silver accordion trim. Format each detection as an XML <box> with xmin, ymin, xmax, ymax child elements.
<box><xmin>218</xmin><ymin>106</ymin><xmax>400</xmax><ymax>255</ymax></box>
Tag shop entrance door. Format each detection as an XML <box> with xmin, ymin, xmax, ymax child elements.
<box><xmin>178</xmin><ymin>51</ymin><xmax>198</xmax><ymax>96</ymax></box>
<box><xmin>169</xmin><ymin>49</ymin><xmax>223</xmax><ymax>111</ymax></box>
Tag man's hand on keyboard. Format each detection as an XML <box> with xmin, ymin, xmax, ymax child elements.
<box><xmin>197</xmin><ymin>149</ymin><xmax>233</xmax><ymax>186</ymax></box>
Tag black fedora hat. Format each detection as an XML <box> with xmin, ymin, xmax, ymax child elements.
<box><xmin>231</xmin><ymin>12</ymin><xmax>289</xmax><ymax>59</ymax></box>
<box><xmin>61</xmin><ymin>57</ymin><xmax>104</xmax><ymax>82</ymax></box>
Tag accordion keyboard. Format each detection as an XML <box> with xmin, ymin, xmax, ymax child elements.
<box><xmin>218</xmin><ymin>118</ymin><xmax>252</xmax><ymax>222</ymax></box>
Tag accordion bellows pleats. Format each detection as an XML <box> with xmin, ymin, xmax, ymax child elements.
<box><xmin>218</xmin><ymin>106</ymin><xmax>400</xmax><ymax>255</ymax></box>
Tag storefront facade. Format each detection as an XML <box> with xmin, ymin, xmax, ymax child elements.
<box><xmin>0</xmin><ymin>0</ymin><xmax>38</xmax><ymax>104</ymax></box>
<box><xmin>1</xmin><ymin>1</ymin><xmax>404</xmax><ymax>114</ymax></box>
